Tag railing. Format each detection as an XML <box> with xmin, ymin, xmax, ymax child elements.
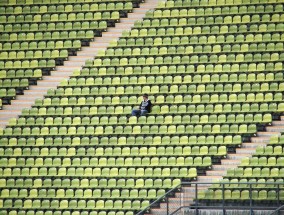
<box><xmin>137</xmin><ymin>181</ymin><xmax>284</xmax><ymax>215</ymax></box>
<box><xmin>269</xmin><ymin>205</ymin><xmax>284</xmax><ymax>215</ymax></box>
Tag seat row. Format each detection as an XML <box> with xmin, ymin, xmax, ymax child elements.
<box><xmin>200</xmin><ymin>189</ymin><xmax>284</xmax><ymax>200</ymax></box>
<box><xmin>1</xmin><ymin>188</ymin><xmax>165</xmax><ymax>199</ymax></box>
<box><xmin>0</xmin><ymin>210</ymin><xmax>133</xmax><ymax>215</ymax></box>
<box><xmin>1</xmin><ymin>0</ymin><xmax>135</xmax><ymax>5</ymax></box>
<box><xmin>0</xmin><ymin>40</ymin><xmax>81</xmax><ymax>51</ymax></box>
<box><xmin>0</xmin><ymin>177</ymin><xmax>181</xmax><ymax>189</ymax></box>
<box><xmin>149</xmin><ymin>5</ymin><xmax>283</xmax><ymax>15</ymax></box>
<box><xmin>240</xmin><ymin>156</ymin><xmax>284</xmax><ymax>166</ymax></box>
<box><xmin>0</xmin><ymin>60</ymin><xmax>55</xmax><ymax>69</ymax></box>
<box><xmin>0</xmin><ymin>0</ymin><xmax>267</xmax><ymax>6</ymax></box>
<box><xmin>78</xmin><ymin>63</ymin><xmax>283</xmax><ymax>75</ymax></box>
<box><xmin>101</xmin><ymin>42</ymin><xmax>284</xmax><ymax>56</ymax></box>
<box><xmin>0</xmin><ymin>70</ymin><xmax>42</xmax><ymax>79</ymax></box>
<box><xmin>0</xmin><ymin>2</ymin><xmax>133</xmax><ymax>14</ymax></box>
<box><xmin>116</xmin><ymin>33</ymin><xmax>284</xmax><ymax>46</ymax></box>
<box><xmin>84</xmin><ymin>53</ymin><xmax>284</xmax><ymax>66</ymax></box>
<box><xmin>0</xmin><ymin>50</ymin><xmax>68</xmax><ymax>60</ymax></box>
<box><xmin>10</xmin><ymin>113</ymin><xmax>272</xmax><ymax>126</ymax></box>
<box><xmin>60</xmin><ymin>75</ymin><xmax>283</xmax><ymax>87</ymax></box>
<box><xmin>211</xmin><ymin>178</ymin><xmax>284</xmax><ymax>188</ymax></box>
<box><xmin>137</xmin><ymin>17</ymin><xmax>283</xmax><ymax>29</ymax></box>
<box><xmin>1</xmin><ymin>188</ymin><xmax>166</xmax><ymax>199</ymax></box>
<box><xmin>0</xmin><ymin>145</ymin><xmax>223</xmax><ymax>156</ymax></box>
<box><xmin>0</xmin><ymin>135</ymin><xmax>242</xmax><ymax>146</ymax></box>
<box><xmin>130</xmin><ymin>25</ymin><xmax>282</xmax><ymax>38</ymax></box>
<box><xmin>0</xmin><ymin>123</ymin><xmax>257</xmax><ymax>136</ymax></box>
<box><xmin>0</xmin><ymin>89</ymin><xmax>16</xmax><ymax>99</ymax></box>
<box><xmin>1</xmin><ymin>199</ymin><xmax>149</xmax><ymax>210</ymax></box>
<box><xmin>143</xmin><ymin>9</ymin><xmax>284</xmax><ymax>23</ymax></box>
<box><xmin>255</xmin><ymin>145</ymin><xmax>284</xmax><ymax>155</ymax></box>
<box><xmin>269</xmin><ymin>135</ymin><xmax>284</xmax><ymax>144</ymax></box>
<box><xmin>147</xmin><ymin>5</ymin><xmax>282</xmax><ymax>17</ymax></box>
<box><xmin>130</xmin><ymin>24</ymin><xmax>283</xmax><ymax>37</ymax></box>
<box><xmin>20</xmin><ymin>103</ymin><xmax>284</xmax><ymax>116</ymax></box>
<box><xmin>0</xmin><ymin>12</ymin><xmax>120</xmax><ymax>23</ymax></box>
<box><xmin>0</xmin><ymin>79</ymin><xmax>28</xmax><ymax>88</ymax></box>
<box><xmin>157</xmin><ymin>0</ymin><xmax>281</xmax><ymax>7</ymax></box>
<box><xmin>1</xmin><ymin>30</ymin><xmax>97</xmax><ymax>42</ymax></box>
<box><xmin>2</xmin><ymin>22</ymin><xmax>107</xmax><ymax>33</ymax></box>
<box><xmin>226</xmin><ymin>167</ymin><xmax>284</xmax><ymax>177</ymax></box>
<box><xmin>40</xmin><ymin>93</ymin><xmax>284</xmax><ymax>104</ymax></box>
<box><xmin>53</xmin><ymin>83</ymin><xmax>284</xmax><ymax>95</ymax></box>
<box><xmin>0</xmin><ymin>211</ymin><xmax>133</xmax><ymax>215</ymax></box>
<box><xmin>0</xmin><ymin>166</ymin><xmax>198</xmax><ymax>178</ymax></box>
<box><xmin>0</xmin><ymin>156</ymin><xmax>212</xmax><ymax>167</ymax></box>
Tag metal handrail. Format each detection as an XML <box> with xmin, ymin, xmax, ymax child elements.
<box><xmin>136</xmin><ymin>181</ymin><xmax>284</xmax><ymax>215</ymax></box>
<box><xmin>136</xmin><ymin>184</ymin><xmax>181</xmax><ymax>215</ymax></box>
<box><xmin>269</xmin><ymin>204</ymin><xmax>284</xmax><ymax>215</ymax></box>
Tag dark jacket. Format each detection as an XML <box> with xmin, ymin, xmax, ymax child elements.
<box><xmin>139</xmin><ymin>100</ymin><xmax>152</xmax><ymax>112</ymax></box>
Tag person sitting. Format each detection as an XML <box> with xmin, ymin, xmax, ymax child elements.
<box><xmin>131</xmin><ymin>94</ymin><xmax>152</xmax><ymax>117</ymax></box>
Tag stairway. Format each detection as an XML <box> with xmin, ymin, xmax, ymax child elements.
<box><xmin>145</xmin><ymin>115</ymin><xmax>284</xmax><ymax>215</ymax></box>
<box><xmin>0</xmin><ymin>0</ymin><xmax>161</xmax><ymax>129</ymax></box>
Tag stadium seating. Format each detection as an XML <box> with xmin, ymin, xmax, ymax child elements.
<box><xmin>0</xmin><ymin>0</ymin><xmax>137</xmax><ymax>108</ymax></box>
<box><xmin>200</xmin><ymin>134</ymin><xmax>284</xmax><ymax>202</ymax></box>
<box><xmin>0</xmin><ymin>0</ymin><xmax>284</xmax><ymax>214</ymax></box>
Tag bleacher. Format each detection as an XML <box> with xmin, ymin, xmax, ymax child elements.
<box><xmin>200</xmin><ymin>135</ymin><xmax>284</xmax><ymax>202</ymax></box>
<box><xmin>0</xmin><ymin>0</ymin><xmax>284</xmax><ymax>214</ymax></box>
<box><xmin>0</xmin><ymin>0</ymin><xmax>137</xmax><ymax>108</ymax></box>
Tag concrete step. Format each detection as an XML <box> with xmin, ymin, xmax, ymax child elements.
<box><xmin>251</xmin><ymin>136</ymin><xmax>271</xmax><ymax>143</ymax></box>
<box><xmin>257</xmin><ymin>131</ymin><xmax>279</xmax><ymax>137</ymax></box>
<box><xmin>64</xmin><ymin>61</ymin><xmax>88</xmax><ymax>67</ymax></box>
<box><xmin>100</xmin><ymin>32</ymin><xmax>122</xmax><ymax>37</ymax></box>
<box><xmin>196</xmin><ymin>176</ymin><xmax>223</xmax><ymax>183</ymax></box>
<box><xmin>242</xmin><ymin>142</ymin><xmax>267</xmax><ymax>148</ymax></box>
<box><xmin>227</xmin><ymin>153</ymin><xmax>252</xmax><ymax>160</ymax></box>
<box><xmin>0</xmin><ymin>121</ymin><xmax>7</xmax><ymax>126</ymax></box>
<box><xmin>67</xmin><ymin>56</ymin><xmax>94</xmax><ymax>61</ymax></box>
<box><xmin>127</xmin><ymin>14</ymin><xmax>147</xmax><ymax>19</ymax></box>
<box><xmin>56</xmin><ymin>66</ymin><xmax>81</xmax><ymax>72</ymax></box>
<box><xmin>266</xmin><ymin>126</ymin><xmax>284</xmax><ymax>132</ymax></box>
<box><xmin>182</xmin><ymin>186</ymin><xmax>210</xmax><ymax>192</ymax></box>
<box><xmin>50</xmin><ymin>71</ymin><xmax>74</xmax><ymax>77</ymax></box>
<box><xmin>80</xmin><ymin>47</ymin><xmax>102</xmax><ymax>52</ymax></box>
<box><xmin>4</xmin><ymin>105</ymin><xmax>32</xmax><ymax>111</ymax></box>
<box><xmin>77</xmin><ymin>52</ymin><xmax>98</xmax><ymax>57</ymax></box>
<box><xmin>272</xmin><ymin>121</ymin><xmax>284</xmax><ymax>126</ymax></box>
<box><xmin>0</xmin><ymin>110</ymin><xmax>21</xmax><ymax>115</ymax></box>
<box><xmin>212</xmin><ymin>164</ymin><xmax>238</xmax><ymax>171</ymax></box>
<box><xmin>11</xmin><ymin>100</ymin><xmax>34</xmax><ymax>105</ymax></box>
<box><xmin>106</xmin><ymin>28</ymin><xmax>125</xmax><ymax>33</ymax></box>
<box><xmin>236</xmin><ymin>148</ymin><xmax>256</xmax><ymax>154</ymax></box>
<box><xmin>95</xmin><ymin>37</ymin><xmax>116</xmax><ymax>42</ymax></box>
<box><xmin>29</xmin><ymin>86</ymin><xmax>56</xmax><ymax>90</ymax></box>
<box><xmin>89</xmin><ymin>42</ymin><xmax>113</xmax><ymax>47</ymax></box>
<box><xmin>206</xmin><ymin>170</ymin><xmax>226</xmax><ymax>176</ymax></box>
<box><xmin>15</xmin><ymin>96</ymin><xmax>42</xmax><ymax>101</ymax></box>
<box><xmin>43</xmin><ymin>76</ymin><xmax>70</xmax><ymax>81</ymax></box>
<box><xmin>36</xmin><ymin>81</ymin><xmax>60</xmax><ymax>87</ymax></box>
<box><xmin>114</xmin><ymin>23</ymin><xmax>134</xmax><ymax>28</ymax></box>
<box><xmin>221</xmin><ymin>159</ymin><xmax>242</xmax><ymax>165</ymax></box>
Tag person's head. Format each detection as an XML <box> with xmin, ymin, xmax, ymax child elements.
<box><xmin>143</xmin><ymin>94</ymin><xmax>148</xmax><ymax>101</ymax></box>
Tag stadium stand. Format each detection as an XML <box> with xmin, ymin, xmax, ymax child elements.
<box><xmin>199</xmin><ymin>134</ymin><xmax>284</xmax><ymax>202</ymax></box>
<box><xmin>0</xmin><ymin>0</ymin><xmax>284</xmax><ymax>214</ymax></box>
<box><xmin>0</xmin><ymin>0</ymin><xmax>138</xmax><ymax>108</ymax></box>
